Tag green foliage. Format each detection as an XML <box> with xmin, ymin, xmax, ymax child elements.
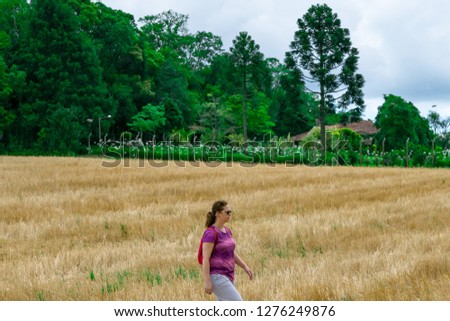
<box><xmin>227</xmin><ymin>133</ymin><xmax>245</xmax><ymax>146</ymax></box>
<box><xmin>374</xmin><ymin>94</ymin><xmax>433</xmax><ymax>150</ymax></box>
<box><xmin>160</xmin><ymin>97</ymin><xmax>185</xmax><ymax>133</ymax></box>
<box><xmin>143</xmin><ymin>269</ymin><xmax>162</xmax><ymax>286</ymax></box>
<box><xmin>99</xmin><ymin>270</ymin><xmax>131</xmax><ymax>295</ymax></box>
<box><xmin>188</xmin><ymin>31</ymin><xmax>224</xmax><ymax>70</ymax></box>
<box><xmin>36</xmin><ymin>290</ymin><xmax>45</xmax><ymax>301</ymax></box>
<box><xmin>247</xmin><ymin>92</ymin><xmax>275</xmax><ymax>137</ymax></box>
<box><xmin>0</xmin><ymin>54</ymin><xmax>16</xmax><ymax>138</ymax></box>
<box><xmin>197</xmin><ymin>92</ymin><xmax>234</xmax><ymax>142</ymax></box>
<box><xmin>169</xmin><ymin>128</ymin><xmax>194</xmax><ymax>145</ymax></box>
<box><xmin>120</xmin><ymin>224</ymin><xmax>128</xmax><ymax>238</ymax></box>
<box><xmin>128</xmin><ymin>103</ymin><xmax>166</xmax><ymax>135</ymax></box>
<box><xmin>330</xmin><ymin>128</ymin><xmax>362</xmax><ymax>151</ymax></box>
<box><xmin>173</xmin><ymin>266</ymin><xmax>199</xmax><ymax>280</ymax></box>
<box><xmin>274</xmin><ymin>55</ymin><xmax>315</xmax><ymax>136</ymax></box>
<box><xmin>427</xmin><ymin>110</ymin><xmax>442</xmax><ymax>135</ymax></box>
<box><xmin>15</xmin><ymin>0</ymin><xmax>113</xmax><ymax>153</ymax></box>
<box><xmin>120</xmin><ymin>131</ymin><xmax>133</xmax><ymax>141</ymax></box>
<box><xmin>88</xmin><ymin>2</ymin><xmax>152</xmax><ymax>135</ymax></box>
<box><xmin>140</xmin><ymin>10</ymin><xmax>190</xmax><ymax>58</ymax></box>
<box><xmin>0</xmin><ymin>1</ymin><xmax>446</xmax><ymax>170</ymax></box>
<box><xmin>224</xmin><ymin>93</ymin><xmax>275</xmax><ymax>138</ymax></box>
<box><xmin>300</xmin><ymin>126</ymin><xmax>321</xmax><ymax>145</ymax></box>
<box><xmin>299</xmin><ymin>126</ymin><xmax>361</xmax><ymax>158</ymax></box>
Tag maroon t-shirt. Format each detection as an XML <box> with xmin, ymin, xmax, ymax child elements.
<box><xmin>202</xmin><ymin>226</ymin><xmax>236</xmax><ymax>282</ymax></box>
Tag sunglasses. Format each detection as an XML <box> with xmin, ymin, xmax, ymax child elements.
<box><xmin>224</xmin><ymin>210</ymin><xmax>232</xmax><ymax>215</ymax></box>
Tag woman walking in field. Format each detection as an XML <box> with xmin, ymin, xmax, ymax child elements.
<box><xmin>200</xmin><ymin>200</ymin><xmax>253</xmax><ymax>301</ymax></box>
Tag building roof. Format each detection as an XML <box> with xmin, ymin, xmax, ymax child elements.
<box><xmin>292</xmin><ymin>120</ymin><xmax>378</xmax><ymax>142</ymax></box>
<box><xmin>343</xmin><ymin>120</ymin><xmax>379</xmax><ymax>135</ymax></box>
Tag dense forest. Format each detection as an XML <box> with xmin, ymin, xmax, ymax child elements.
<box><xmin>0</xmin><ymin>0</ymin><xmax>448</xmax><ymax>161</ymax></box>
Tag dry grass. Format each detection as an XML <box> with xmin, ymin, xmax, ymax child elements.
<box><xmin>1</xmin><ymin>156</ymin><xmax>449</xmax><ymax>301</ymax></box>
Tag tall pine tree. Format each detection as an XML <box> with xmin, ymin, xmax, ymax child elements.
<box><xmin>230</xmin><ymin>32</ymin><xmax>265</xmax><ymax>144</ymax></box>
<box><xmin>289</xmin><ymin>4</ymin><xmax>365</xmax><ymax>156</ymax></box>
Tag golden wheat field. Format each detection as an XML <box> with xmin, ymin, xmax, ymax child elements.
<box><xmin>1</xmin><ymin>156</ymin><xmax>450</xmax><ymax>301</ymax></box>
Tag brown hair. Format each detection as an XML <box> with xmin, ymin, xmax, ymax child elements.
<box><xmin>205</xmin><ymin>200</ymin><xmax>228</xmax><ymax>227</ymax></box>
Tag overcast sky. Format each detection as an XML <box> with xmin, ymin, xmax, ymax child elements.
<box><xmin>100</xmin><ymin>0</ymin><xmax>450</xmax><ymax>121</ymax></box>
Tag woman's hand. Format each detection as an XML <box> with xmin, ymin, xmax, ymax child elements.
<box><xmin>235</xmin><ymin>253</ymin><xmax>254</xmax><ymax>281</ymax></box>
<box><xmin>204</xmin><ymin>279</ymin><xmax>213</xmax><ymax>295</ymax></box>
<box><xmin>244</xmin><ymin>266</ymin><xmax>253</xmax><ymax>280</ymax></box>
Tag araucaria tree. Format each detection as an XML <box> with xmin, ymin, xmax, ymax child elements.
<box><xmin>289</xmin><ymin>4</ymin><xmax>365</xmax><ymax>156</ymax></box>
<box><xmin>230</xmin><ymin>31</ymin><xmax>264</xmax><ymax>145</ymax></box>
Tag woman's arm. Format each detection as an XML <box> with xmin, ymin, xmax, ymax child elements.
<box><xmin>202</xmin><ymin>242</ymin><xmax>214</xmax><ymax>294</ymax></box>
<box><xmin>234</xmin><ymin>252</ymin><xmax>253</xmax><ymax>280</ymax></box>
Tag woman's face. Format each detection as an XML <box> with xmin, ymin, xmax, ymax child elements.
<box><xmin>217</xmin><ymin>205</ymin><xmax>232</xmax><ymax>223</ymax></box>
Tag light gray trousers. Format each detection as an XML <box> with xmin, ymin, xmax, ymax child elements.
<box><xmin>210</xmin><ymin>274</ymin><xmax>243</xmax><ymax>301</ymax></box>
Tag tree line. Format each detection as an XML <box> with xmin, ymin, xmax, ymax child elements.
<box><xmin>0</xmin><ymin>0</ymin><xmax>448</xmax><ymax>157</ymax></box>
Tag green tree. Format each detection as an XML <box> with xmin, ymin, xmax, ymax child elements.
<box><xmin>197</xmin><ymin>90</ymin><xmax>234</xmax><ymax>142</ymax></box>
<box><xmin>289</xmin><ymin>4</ymin><xmax>365</xmax><ymax>156</ymax></box>
<box><xmin>0</xmin><ymin>0</ymin><xmax>29</xmax><ymax>52</ymax></box>
<box><xmin>0</xmin><ymin>61</ymin><xmax>15</xmax><ymax>141</ymax></box>
<box><xmin>439</xmin><ymin>117</ymin><xmax>450</xmax><ymax>149</ymax></box>
<box><xmin>427</xmin><ymin>110</ymin><xmax>441</xmax><ymax>135</ymax></box>
<box><xmin>187</xmin><ymin>31</ymin><xmax>223</xmax><ymax>70</ymax></box>
<box><xmin>0</xmin><ymin>31</ymin><xmax>14</xmax><ymax>140</ymax></box>
<box><xmin>0</xmin><ymin>0</ymin><xmax>29</xmax><ymax>148</ymax></box>
<box><xmin>205</xmin><ymin>53</ymin><xmax>240</xmax><ymax>96</ymax></box>
<box><xmin>141</xmin><ymin>10</ymin><xmax>204</xmax><ymax>134</ymax></box>
<box><xmin>83</xmin><ymin>2</ymin><xmax>157</xmax><ymax>137</ymax></box>
<box><xmin>140</xmin><ymin>10</ymin><xmax>227</xmax><ymax>135</ymax></box>
<box><xmin>18</xmin><ymin>0</ymin><xmax>113</xmax><ymax>153</ymax></box>
<box><xmin>154</xmin><ymin>59</ymin><xmax>190</xmax><ymax>133</ymax></box>
<box><xmin>127</xmin><ymin>103</ymin><xmax>166</xmax><ymax>139</ymax></box>
<box><xmin>230</xmin><ymin>31</ymin><xmax>265</xmax><ymax>144</ymax></box>
<box><xmin>224</xmin><ymin>93</ymin><xmax>274</xmax><ymax>139</ymax></box>
<box><xmin>374</xmin><ymin>94</ymin><xmax>433</xmax><ymax>150</ymax></box>
<box><xmin>140</xmin><ymin>10</ymin><xmax>224</xmax><ymax>71</ymax></box>
<box><xmin>139</xmin><ymin>10</ymin><xmax>190</xmax><ymax>62</ymax></box>
<box><xmin>247</xmin><ymin>92</ymin><xmax>275</xmax><ymax>137</ymax></box>
<box><xmin>158</xmin><ymin>98</ymin><xmax>184</xmax><ymax>138</ymax></box>
<box><xmin>441</xmin><ymin>117</ymin><xmax>450</xmax><ymax>136</ymax></box>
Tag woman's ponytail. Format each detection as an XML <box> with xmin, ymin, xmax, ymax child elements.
<box><xmin>205</xmin><ymin>211</ymin><xmax>215</xmax><ymax>228</ymax></box>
